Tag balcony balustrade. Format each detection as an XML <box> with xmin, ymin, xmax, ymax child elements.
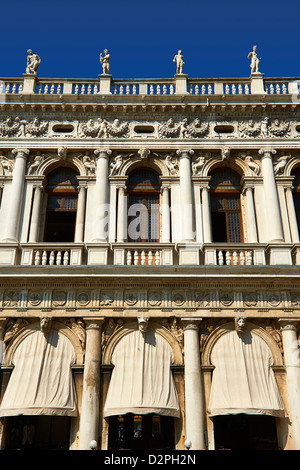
<box><xmin>0</xmin><ymin>242</ymin><xmax>297</xmax><ymax>267</ymax></box>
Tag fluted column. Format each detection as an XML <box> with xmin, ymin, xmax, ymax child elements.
<box><xmin>79</xmin><ymin>318</ymin><xmax>104</xmax><ymax>450</ymax></box>
<box><xmin>182</xmin><ymin>318</ymin><xmax>206</xmax><ymax>450</ymax></box>
<box><xmin>74</xmin><ymin>185</ymin><xmax>87</xmax><ymax>243</ymax></box>
<box><xmin>28</xmin><ymin>184</ymin><xmax>44</xmax><ymax>242</ymax></box>
<box><xmin>201</xmin><ymin>185</ymin><xmax>212</xmax><ymax>243</ymax></box>
<box><xmin>243</xmin><ymin>184</ymin><xmax>258</xmax><ymax>243</ymax></box>
<box><xmin>285</xmin><ymin>186</ymin><xmax>299</xmax><ymax>243</ymax></box>
<box><xmin>3</xmin><ymin>148</ymin><xmax>30</xmax><ymax>242</ymax></box>
<box><xmin>116</xmin><ymin>185</ymin><xmax>127</xmax><ymax>242</ymax></box>
<box><xmin>161</xmin><ymin>184</ymin><xmax>171</xmax><ymax>243</ymax></box>
<box><xmin>177</xmin><ymin>149</ymin><xmax>195</xmax><ymax>242</ymax></box>
<box><xmin>93</xmin><ymin>148</ymin><xmax>111</xmax><ymax>242</ymax></box>
<box><xmin>279</xmin><ymin>320</ymin><xmax>300</xmax><ymax>449</ymax></box>
<box><xmin>259</xmin><ymin>147</ymin><xmax>284</xmax><ymax>242</ymax></box>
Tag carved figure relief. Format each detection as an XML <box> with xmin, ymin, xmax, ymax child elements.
<box><xmin>0</xmin><ymin>116</ymin><xmax>48</xmax><ymax>138</ymax></box>
<box><xmin>4</xmin><ymin>318</ymin><xmax>29</xmax><ymax>344</ymax></box>
<box><xmin>78</xmin><ymin>118</ymin><xmax>129</xmax><ymax>138</ymax></box>
<box><xmin>0</xmin><ymin>156</ymin><xmax>14</xmax><ymax>175</ymax></box>
<box><xmin>273</xmin><ymin>154</ymin><xmax>291</xmax><ymax>175</ymax></box>
<box><xmin>158</xmin><ymin>118</ymin><xmax>209</xmax><ymax>139</ymax></box>
<box><xmin>239</xmin><ymin>118</ymin><xmax>290</xmax><ymax>138</ymax></box>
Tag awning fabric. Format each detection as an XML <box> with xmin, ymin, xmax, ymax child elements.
<box><xmin>104</xmin><ymin>329</ymin><xmax>180</xmax><ymax>418</ymax></box>
<box><xmin>0</xmin><ymin>329</ymin><xmax>77</xmax><ymax>417</ymax></box>
<box><xmin>208</xmin><ymin>329</ymin><xmax>285</xmax><ymax>417</ymax></box>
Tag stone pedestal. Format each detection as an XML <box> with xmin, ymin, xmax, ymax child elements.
<box><xmin>250</xmin><ymin>73</ymin><xmax>265</xmax><ymax>94</ymax></box>
<box><xmin>175</xmin><ymin>74</ymin><xmax>188</xmax><ymax>95</ymax></box>
<box><xmin>98</xmin><ymin>75</ymin><xmax>112</xmax><ymax>95</ymax></box>
<box><xmin>22</xmin><ymin>74</ymin><xmax>37</xmax><ymax>94</ymax></box>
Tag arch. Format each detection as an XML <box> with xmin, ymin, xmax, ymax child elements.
<box><xmin>36</xmin><ymin>155</ymin><xmax>87</xmax><ymax>177</ymax></box>
<box><xmin>280</xmin><ymin>155</ymin><xmax>299</xmax><ymax>177</ymax></box>
<box><xmin>4</xmin><ymin>320</ymin><xmax>84</xmax><ymax>365</ymax></box>
<box><xmin>102</xmin><ymin>321</ymin><xmax>183</xmax><ymax>366</ymax></box>
<box><xmin>202</xmin><ymin>156</ymin><xmax>250</xmax><ymax>178</ymax></box>
<box><xmin>201</xmin><ymin>321</ymin><xmax>283</xmax><ymax>367</ymax></box>
<box><xmin>120</xmin><ymin>154</ymin><xmax>168</xmax><ymax>177</ymax></box>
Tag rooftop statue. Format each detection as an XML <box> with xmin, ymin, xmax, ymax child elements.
<box><xmin>247</xmin><ymin>45</ymin><xmax>260</xmax><ymax>74</ymax></box>
<box><xmin>26</xmin><ymin>49</ymin><xmax>41</xmax><ymax>75</ymax></box>
<box><xmin>100</xmin><ymin>49</ymin><xmax>110</xmax><ymax>75</ymax></box>
<box><xmin>173</xmin><ymin>50</ymin><xmax>184</xmax><ymax>75</ymax></box>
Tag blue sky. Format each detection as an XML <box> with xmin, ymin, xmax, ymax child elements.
<box><xmin>1</xmin><ymin>0</ymin><xmax>300</xmax><ymax>79</ymax></box>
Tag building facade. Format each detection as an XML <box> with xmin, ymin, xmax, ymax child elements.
<box><xmin>0</xmin><ymin>49</ymin><xmax>300</xmax><ymax>450</ymax></box>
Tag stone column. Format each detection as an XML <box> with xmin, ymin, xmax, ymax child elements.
<box><xmin>116</xmin><ymin>185</ymin><xmax>127</xmax><ymax>242</ymax></box>
<box><xmin>161</xmin><ymin>184</ymin><xmax>171</xmax><ymax>243</ymax></box>
<box><xmin>285</xmin><ymin>186</ymin><xmax>299</xmax><ymax>243</ymax></box>
<box><xmin>74</xmin><ymin>185</ymin><xmax>87</xmax><ymax>243</ymax></box>
<box><xmin>243</xmin><ymin>185</ymin><xmax>258</xmax><ymax>243</ymax></box>
<box><xmin>182</xmin><ymin>318</ymin><xmax>206</xmax><ymax>450</ymax></box>
<box><xmin>28</xmin><ymin>184</ymin><xmax>44</xmax><ymax>243</ymax></box>
<box><xmin>279</xmin><ymin>320</ymin><xmax>300</xmax><ymax>449</ymax></box>
<box><xmin>3</xmin><ymin>148</ymin><xmax>30</xmax><ymax>242</ymax></box>
<box><xmin>79</xmin><ymin>318</ymin><xmax>104</xmax><ymax>450</ymax></box>
<box><xmin>259</xmin><ymin>148</ymin><xmax>284</xmax><ymax>243</ymax></box>
<box><xmin>93</xmin><ymin>148</ymin><xmax>111</xmax><ymax>242</ymax></box>
<box><xmin>177</xmin><ymin>149</ymin><xmax>195</xmax><ymax>242</ymax></box>
<box><xmin>201</xmin><ymin>185</ymin><xmax>212</xmax><ymax>243</ymax></box>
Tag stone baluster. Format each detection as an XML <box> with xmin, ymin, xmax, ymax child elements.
<box><xmin>79</xmin><ymin>318</ymin><xmax>104</xmax><ymax>450</ymax></box>
<box><xmin>28</xmin><ymin>183</ymin><xmax>44</xmax><ymax>242</ymax></box>
<box><xmin>177</xmin><ymin>149</ymin><xmax>195</xmax><ymax>242</ymax></box>
<box><xmin>74</xmin><ymin>184</ymin><xmax>87</xmax><ymax>243</ymax></box>
<box><xmin>93</xmin><ymin>148</ymin><xmax>111</xmax><ymax>242</ymax></box>
<box><xmin>182</xmin><ymin>318</ymin><xmax>206</xmax><ymax>450</ymax></box>
<box><xmin>3</xmin><ymin>148</ymin><xmax>30</xmax><ymax>242</ymax></box>
<box><xmin>259</xmin><ymin>148</ymin><xmax>284</xmax><ymax>242</ymax></box>
<box><xmin>279</xmin><ymin>320</ymin><xmax>300</xmax><ymax>449</ymax></box>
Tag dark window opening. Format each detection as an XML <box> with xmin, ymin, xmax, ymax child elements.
<box><xmin>209</xmin><ymin>167</ymin><xmax>243</xmax><ymax>243</ymax></box>
<box><xmin>43</xmin><ymin>167</ymin><xmax>78</xmax><ymax>243</ymax></box>
<box><xmin>5</xmin><ymin>415</ymin><xmax>71</xmax><ymax>450</ymax></box>
<box><xmin>108</xmin><ymin>414</ymin><xmax>174</xmax><ymax>450</ymax></box>
<box><xmin>213</xmin><ymin>414</ymin><xmax>279</xmax><ymax>450</ymax></box>
<box><xmin>128</xmin><ymin>168</ymin><xmax>160</xmax><ymax>243</ymax></box>
<box><xmin>292</xmin><ymin>167</ymin><xmax>300</xmax><ymax>233</ymax></box>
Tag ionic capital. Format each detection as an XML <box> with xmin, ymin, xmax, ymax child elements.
<box><xmin>94</xmin><ymin>148</ymin><xmax>112</xmax><ymax>159</ymax></box>
<box><xmin>176</xmin><ymin>149</ymin><xmax>194</xmax><ymax>158</ymax></box>
<box><xmin>12</xmin><ymin>148</ymin><xmax>30</xmax><ymax>160</ymax></box>
<box><xmin>278</xmin><ymin>319</ymin><xmax>299</xmax><ymax>332</ymax></box>
<box><xmin>258</xmin><ymin>147</ymin><xmax>277</xmax><ymax>159</ymax></box>
<box><xmin>83</xmin><ymin>317</ymin><xmax>105</xmax><ymax>331</ymax></box>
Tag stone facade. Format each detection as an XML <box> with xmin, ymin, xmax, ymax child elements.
<box><xmin>0</xmin><ymin>53</ymin><xmax>300</xmax><ymax>450</ymax></box>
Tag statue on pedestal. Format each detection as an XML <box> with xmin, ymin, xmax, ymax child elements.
<box><xmin>26</xmin><ymin>49</ymin><xmax>41</xmax><ymax>75</ymax></box>
<box><xmin>247</xmin><ymin>45</ymin><xmax>260</xmax><ymax>74</ymax></box>
<box><xmin>173</xmin><ymin>50</ymin><xmax>184</xmax><ymax>75</ymax></box>
<box><xmin>100</xmin><ymin>49</ymin><xmax>110</xmax><ymax>75</ymax></box>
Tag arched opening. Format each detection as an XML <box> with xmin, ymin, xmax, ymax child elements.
<box><xmin>209</xmin><ymin>167</ymin><xmax>243</xmax><ymax>242</ymax></box>
<box><xmin>127</xmin><ymin>168</ymin><xmax>160</xmax><ymax>243</ymax></box>
<box><xmin>104</xmin><ymin>327</ymin><xmax>180</xmax><ymax>450</ymax></box>
<box><xmin>43</xmin><ymin>167</ymin><xmax>79</xmax><ymax>242</ymax></box>
<box><xmin>292</xmin><ymin>166</ymin><xmax>300</xmax><ymax>233</ymax></box>
<box><xmin>207</xmin><ymin>328</ymin><xmax>284</xmax><ymax>450</ymax></box>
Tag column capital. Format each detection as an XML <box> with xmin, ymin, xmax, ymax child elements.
<box><xmin>83</xmin><ymin>317</ymin><xmax>105</xmax><ymax>330</ymax></box>
<box><xmin>94</xmin><ymin>148</ymin><xmax>112</xmax><ymax>159</ymax></box>
<box><xmin>182</xmin><ymin>317</ymin><xmax>203</xmax><ymax>331</ymax></box>
<box><xmin>278</xmin><ymin>319</ymin><xmax>299</xmax><ymax>332</ymax></box>
<box><xmin>258</xmin><ymin>147</ymin><xmax>277</xmax><ymax>158</ymax></box>
<box><xmin>176</xmin><ymin>149</ymin><xmax>194</xmax><ymax>158</ymax></box>
<box><xmin>12</xmin><ymin>148</ymin><xmax>30</xmax><ymax>159</ymax></box>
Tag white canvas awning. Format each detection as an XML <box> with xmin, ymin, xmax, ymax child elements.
<box><xmin>0</xmin><ymin>329</ymin><xmax>77</xmax><ymax>417</ymax></box>
<box><xmin>208</xmin><ymin>329</ymin><xmax>285</xmax><ymax>417</ymax></box>
<box><xmin>104</xmin><ymin>329</ymin><xmax>180</xmax><ymax>418</ymax></box>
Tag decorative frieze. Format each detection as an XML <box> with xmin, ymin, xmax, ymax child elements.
<box><xmin>0</xmin><ymin>287</ymin><xmax>299</xmax><ymax>313</ymax></box>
